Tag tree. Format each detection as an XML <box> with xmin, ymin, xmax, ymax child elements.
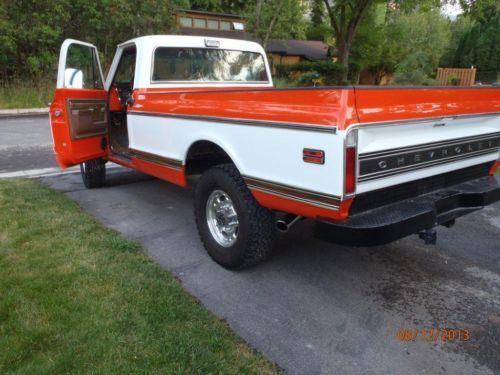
<box><xmin>349</xmin><ymin>2</ymin><xmax>386</xmax><ymax>80</ymax></box>
<box><xmin>188</xmin><ymin>0</ymin><xmax>248</xmax><ymax>14</ymax></box>
<box><xmin>385</xmin><ymin>9</ymin><xmax>451</xmax><ymax>84</ymax></box>
<box><xmin>458</xmin><ymin>0</ymin><xmax>499</xmax><ymax>21</ymax></box>
<box><xmin>447</xmin><ymin>1</ymin><xmax>499</xmax><ymax>74</ymax></box>
<box><xmin>439</xmin><ymin>15</ymin><xmax>473</xmax><ymax>68</ymax></box>
<box><xmin>0</xmin><ymin>0</ymin><xmax>73</xmax><ymax>80</ymax></box>
<box><xmin>246</xmin><ymin>0</ymin><xmax>307</xmax><ymax>48</ymax></box>
<box><xmin>393</xmin><ymin>51</ymin><xmax>437</xmax><ymax>85</ymax></box>
<box><xmin>349</xmin><ymin>3</ymin><xmax>452</xmax><ymax>85</ymax></box>
<box><xmin>0</xmin><ymin>0</ymin><xmax>181</xmax><ymax>80</ymax></box>
<box><xmin>311</xmin><ymin>0</ymin><xmax>325</xmax><ymax>25</ymax></box>
<box><xmin>306</xmin><ymin>0</ymin><xmax>334</xmax><ymax>41</ymax></box>
<box><xmin>322</xmin><ymin>0</ymin><xmax>374</xmax><ymax>81</ymax></box>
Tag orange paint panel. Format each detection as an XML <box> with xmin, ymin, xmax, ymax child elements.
<box><xmin>250</xmin><ymin>189</ymin><xmax>352</xmax><ymax>221</ymax></box>
<box><xmin>108</xmin><ymin>86</ymin><xmax>122</xmax><ymax>112</ymax></box>
<box><xmin>132</xmin><ymin>86</ymin><xmax>500</xmax><ymax>131</ymax></box>
<box><xmin>133</xmin><ymin>87</ymin><xmax>358</xmax><ymax>129</ymax></box>
<box><xmin>50</xmin><ymin>88</ymin><xmax>108</xmax><ymax>168</ymax></box>
<box><xmin>132</xmin><ymin>158</ymin><xmax>187</xmax><ymax>187</ymax></box>
<box><xmin>353</xmin><ymin>87</ymin><xmax>500</xmax><ymax>128</ymax></box>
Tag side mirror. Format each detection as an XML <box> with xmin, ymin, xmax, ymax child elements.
<box><xmin>64</xmin><ymin>68</ymin><xmax>84</xmax><ymax>89</ymax></box>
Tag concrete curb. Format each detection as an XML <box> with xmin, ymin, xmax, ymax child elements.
<box><xmin>0</xmin><ymin>108</ymin><xmax>49</xmax><ymax>118</ymax></box>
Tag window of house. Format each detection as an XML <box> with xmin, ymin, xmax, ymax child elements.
<box><xmin>180</xmin><ymin>17</ymin><xmax>192</xmax><ymax>27</ymax></box>
<box><xmin>220</xmin><ymin>21</ymin><xmax>231</xmax><ymax>31</ymax></box>
<box><xmin>152</xmin><ymin>47</ymin><xmax>269</xmax><ymax>83</ymax></box>
<box><xmin>207</xmin><ymin>19</ymin><xmax>218</xmax><ymax>30</ymax></box>
<box><xmin>233</xmin><ymin>22</ymin><xmax>244</xmax><ymax>31</ymax></box>
<box><xmin>194</xmin><ymin>18</ymin><xmax>206</xmax><ymax>28</ymax></box>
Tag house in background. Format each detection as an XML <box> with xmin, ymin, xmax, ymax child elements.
<box><xmin>265</xmin><ymin>40</ymin><xmax>335</xmax><ymax>71</ymax></box>
<box><xmin>175</xmin><ymin>9</ymin><xmax>333</xmax><ymax>72</ymax></box>
<box><xmin>176</xmin><ymin>9</ymin><xmax>248</xmax><ymax>39</ymax></box>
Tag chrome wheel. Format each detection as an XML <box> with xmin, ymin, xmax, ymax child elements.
<box><xmin>206</xmin><ymin>189</ymin><xmax>239</xmax><ymax>247</ymax></box>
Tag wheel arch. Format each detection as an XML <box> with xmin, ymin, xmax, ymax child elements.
<box><xmin>184</xmin><ymin>138</ymin><xmax>246</xmax><ymax>178</ymax></box>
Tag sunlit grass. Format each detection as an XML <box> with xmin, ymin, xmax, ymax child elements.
<box><xmin>0</xmin><ymin>179</ymin><xmax>279</xmax><ymax>374</ymax></box>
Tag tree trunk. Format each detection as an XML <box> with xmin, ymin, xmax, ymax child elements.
<box><xmin>262</xmin><ymin>0</ymin><xmax>285</xmax><ymax>48</ymax></box>
<box><xmin>323</xmin><ymin>0</ymin><xmax>373</xmax><ymax>83</ymax></box>
<box><xmin>253</xmin><ymin>0</ymin><xmax>263</xmax><ymax>41</ymax></box>
<box><xmin>336</xmin><ymin>38</ymin><xmax>350</xmax><ymax>82</ymax></box>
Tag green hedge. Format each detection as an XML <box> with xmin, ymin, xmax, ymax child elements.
<box><xmin>275</xmin><ymin>61</ymin><xmax>347</xmax><ymax>86</ymax></box>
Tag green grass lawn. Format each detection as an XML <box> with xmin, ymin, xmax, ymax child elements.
<box><xmin>0</xmin><ymin>179</ymin><xmax>278</xmax><ymax>374</ymax></box>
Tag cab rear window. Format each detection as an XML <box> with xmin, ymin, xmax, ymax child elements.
<box><xmin>152</xmin><ymin>47</ymin><xmax>269</xmax><ymax>83</ymax></box>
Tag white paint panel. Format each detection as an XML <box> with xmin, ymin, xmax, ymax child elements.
<box><xmin>127</xmin><ymin>114</ymin><xmax>344</xmax><ymax>197</ymax></box>
<box><xmin>355</xmin><ymin>114</ymin><xmax>500</xmax><ymax>194</ymax></box>
<box><xmin>129</xmin><ymin>114</ymin><xmax>498</xmax><ymax>200</ymax></box>
<box><xmin>357</xmin><ymin>114</ymin><xmax>500</xmax><ymax>155</ymax></box>
<box><xmin>57</xmin><ymin>39</ymin><xmax>105</xmax><ymax>89</ymax></box>
<box><xmin>356</xmin><ymin>151</ymin><xmax>499</xmax><ymax>194</ymax></box>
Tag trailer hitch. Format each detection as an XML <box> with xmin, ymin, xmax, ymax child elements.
<box><xmin>418</xmin><ymin>229</ymin><xmax>437</xmax><ymax>245</ymax></box>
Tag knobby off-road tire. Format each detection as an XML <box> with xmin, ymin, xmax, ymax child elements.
<box><xmin>194</xmin><ymin>164</ymin><xmax>276</xmax><ymax>269</ymax></box>
<box><xmin>80</xmin><ymin>158</ymin><xmax>106</xmax><ymax>188</ymax></box>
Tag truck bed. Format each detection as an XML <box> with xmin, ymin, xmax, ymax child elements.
<box><xmin>129</xmin><ymin>85</ymin><xmax>499</xmax><ymax>220</ymax></box>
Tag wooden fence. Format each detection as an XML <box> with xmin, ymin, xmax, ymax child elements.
<box><xmin>436</xmin><ymin>68</ymin><xmax>476</xmax><ymax>86</ymax></box>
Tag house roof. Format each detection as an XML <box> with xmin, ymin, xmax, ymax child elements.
<box><xmin>176</xmin><ymin>9</ymin><xmax>246</xmax><ymax>20</ymax></box>
<box><xmin>266</xmin><ymin>40</ymin><xmax>331</xmax><ymax>60</ymax></box>
<box><xmin>177</xmin><ymin>27</ymin><xmax>333</xmax><ymax>61</ymax></box>
<box><xmin>179</xmin><ymin>28</ymin><xmax>252</xmax><ymax>40</ymax></box>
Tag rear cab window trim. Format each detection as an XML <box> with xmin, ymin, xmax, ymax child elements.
<box><xmin>150</xmin><ymin>46</ymin><xmax>270</xmax><ymax>85</ymax></box>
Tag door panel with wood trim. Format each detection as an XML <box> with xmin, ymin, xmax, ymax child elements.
<box><xmin>68</xmin><ymin>99</ymin><xmax>107</xmax><ymax>140</ymax></box>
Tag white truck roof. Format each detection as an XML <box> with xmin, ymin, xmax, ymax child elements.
<box><xmin>105</xmin><ymin>35</ymin><xmax>272</xmax><ymax>89</ymax></box>
<box><xmin>120</xmin><ymin>34</ymin><xmax>267</xmax><ymax>54</ymax></box>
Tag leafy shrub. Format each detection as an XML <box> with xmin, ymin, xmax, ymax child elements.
<box><xmin>272</xmin><ymin>77</ymin><xmax>297</xmax><ymax>88</ymax></box>
<box><xmin>298</xmin><ymin>72</ymin><xmax>322</xmax><ymax>87</ymax></box>
<box><xmin>274</xmin><ymin>61</ymin><xmax>346</xmax><ymax>86</ymax></box>
<box><xmin>447</xmin><ymin>74</ymin><xmax>461</xmax><ymax>86</ymax></box>
<box><xmin>392</xmin><ymin>52</ymin><xmax>437</xmax><ymax>86</ymax></box>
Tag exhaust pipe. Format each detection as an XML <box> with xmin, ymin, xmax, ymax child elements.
<box><xmin>276</xmin><ymin>215</ymin><xmax>303</xmax><ymax>233</ymax></box>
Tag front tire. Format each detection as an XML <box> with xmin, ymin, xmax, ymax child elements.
<box><xmin>80</xmin><ymin>158</ymin><xmax>106</xmax><ymax>188</ymax></box>
<box><xmin>194</xmin><ymin>164</ymin><xmax>275</xmax><ymax>269</ymax></box>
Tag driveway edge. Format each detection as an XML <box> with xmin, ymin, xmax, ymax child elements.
<box><xmin>0</xmin><ymin>108</ymin><xmax>49</xmax><ymax>118</ymax></box>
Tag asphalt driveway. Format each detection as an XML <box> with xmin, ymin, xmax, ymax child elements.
<box><xmin>0</xmin><ymin>115</ymin><xmax>56</xmax><ymax>173</ymax></box>
<box><xmin>40</xmin><ymin>168</ymin><xmax>500</xmax><ymax>375</ymax></box>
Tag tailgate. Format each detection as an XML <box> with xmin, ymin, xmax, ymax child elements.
<box><xmin>353</xmin><ymin>87</ymin><xmax>500</xmax><ymax>194</ymax></box>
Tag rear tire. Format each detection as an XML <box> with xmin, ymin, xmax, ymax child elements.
<box><xmin>194</xmin><ymin>164</ymin><xmax>275</xmax><ymax>269</ymax></box>
<box><xmin>80</xmin><ymin>158</ymin><xmax>106</xmax><ymax>188</ymax></box>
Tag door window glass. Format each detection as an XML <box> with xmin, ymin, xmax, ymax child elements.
<box><xmin>113</xmin><ymin>47</ymin><xmax>137</xmax><ymax>86</ymax></box>
<box><xmin>65</xmin><ymin>44</ymin><xmax>103</xmax><ymax>89</ymax></box>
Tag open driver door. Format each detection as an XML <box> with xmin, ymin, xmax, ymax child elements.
<box><xmin>50</xmin><ymin>39</ymin><xmax>108</xmax><ymax>168</ymax></box>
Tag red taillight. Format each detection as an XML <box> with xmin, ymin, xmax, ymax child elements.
<box><xmin>490</xmin><ymin>160</ymin><xmax>499</xmax><ymax>175</ymax></box>
<box><xmin>303</xmin><ymin>148</ymin><xmax>325</xmax><ymax>164</ymax></box>
<box><xmin>345</xmin><ymin>147</ymin><xmax>356</xmax><ymax>195</ymax></box>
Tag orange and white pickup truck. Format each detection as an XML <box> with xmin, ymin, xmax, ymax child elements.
<box><xmin>50</xmin><ymin>36</ymin><xmax>500</xmax><ymax>269</ymax></box>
